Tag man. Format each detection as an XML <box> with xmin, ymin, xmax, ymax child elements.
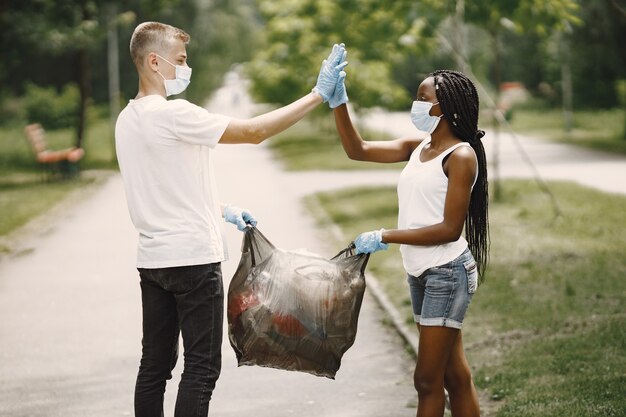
<box><xmin>115</xmin><ymin>21</ymin><xmax>347</xmax><ymax>417</ymax></box>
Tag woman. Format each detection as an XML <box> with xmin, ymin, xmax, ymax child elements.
<box><xmin>333</xmin><ymin>70</ymin><xmax>488</xmax><ymax>417</ymax></box>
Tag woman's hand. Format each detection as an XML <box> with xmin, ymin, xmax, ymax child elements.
<box><xmin>312</xmin><ymin>44</ymin><xmax>348</xmax><ymax>103</ymax></box>
<box><xmin>329</xmin><ymin>71</ymin><xmax>348</xmax><ymax>109</ymax></box>
<box><xmin>353</xmin><ymin>229</ymin><xmax>389</xmax><ymax>254</ymax></box>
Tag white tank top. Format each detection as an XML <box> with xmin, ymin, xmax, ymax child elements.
<box><xmin>397</xmin><ymin>137</ymin><xmax>476</xmax><ymax>277</ymax></box>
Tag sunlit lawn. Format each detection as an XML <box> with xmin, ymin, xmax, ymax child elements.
<box><xmin>504</xmin><ymin>107</ymin><xmax>626</xmax><ymax>155</ymax></box>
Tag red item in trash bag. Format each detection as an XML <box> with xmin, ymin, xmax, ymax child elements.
<box><xmin>227</xmin><ymin>291</ymin><xmax>260</xmax><ymax>321</ymax></box>
<box><xmin>272</xmin><ymin>313</ymin><xmax>307</xmax><ymax>337</ymax></box>
<box><xmin>227</xmin><ymin>227</ymin><xmax>369</xmax><ymax>379</ymax></box>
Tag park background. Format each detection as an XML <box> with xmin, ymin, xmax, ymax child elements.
<box><xmin>1</xmin><ymin>1</ymin><xmax>625</xmax><ymax>416</ymax></box>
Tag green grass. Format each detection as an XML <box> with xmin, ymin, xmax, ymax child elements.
<box><xmin>310</xmin><ymin>180</ymin><xmax>626</xmax><ymax>416</ymax></box>
<box><xmin>475</xmin><ymin>317</ymin><xmax>625</xmax><ymax>417</ymax></box>
<box><xmin>268</xmin><ymin>118</ymin><xmax>406</xmax><ymax>171</ymax></box>
<box><xmin>0</xmin><ymin>113</ymin><xmax>117</xmax><ymax>249</ymax></box>
<box><xmin>505</xmin><ymin>107</ymin><xmax>626</xmax><ymax>155</ymax></box>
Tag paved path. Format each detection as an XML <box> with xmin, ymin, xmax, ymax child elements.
<box><xmin>0</xmin><ymin>154</ymin><xmax>417</xmax><ymax>417</ymax></box>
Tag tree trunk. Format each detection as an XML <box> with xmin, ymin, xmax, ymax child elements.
<box><xmin>452</xmin><ymin>0</ymin><xmax>469</xmax><ymax>73</ymax></box>
<box><xmin>608</xmin><ymin>0</ymin><xmax>626</xmax><ymax>19</ymax></box>
<box><xmin>75</xmin><ymin>0</ymin><xmax>92</xmax><ymax>150</ymax></box>
<box><xmin>75</xmin><ymin>48</ymin><xmax>90</xmax><ymax>149</ymax></box>
<box><xmin>491</xmin><ymin>28</ymin><xmax>502</xmax><ymax>201</ymax></box>
<box><xmin>559</xmin><ymin>32</ymin><xmax>574</xmax><ymax>134</ymax></box>
<box><xmin>607</xmin><ymin>0</ymin><xmax>626</xmax><ymax>139</ymax></box>
<box><xmin>107</xmin><ymin>3</ymin><xmax>121</xmax><ymax>161</ymax></box>
<box><xmin>622</xmin><ymin>98</ymin><xmax>626</xmax><ymax>140</ymax></box>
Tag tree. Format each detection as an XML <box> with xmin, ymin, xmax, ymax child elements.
<box><xmin>0</xmin><ymin>0</ymin><xmax>172</xmax><ymax>148</ymax></box>
<box><xmin>608</xmin><ymin>0</ymin><xmax>626</xmax><ymax>138</ymax></box>
<box><xmin>419</xmin><ymin>0</ymin><xmax>580</xmax><ymax>93</ymax></box>
<box><xmin>419</xmin><ymin>0</ymin><xmax>580</xmax><ymax>198</ymax></box>
<box><xmin>178</xmin><ymin>0</ymin><xmax>262</xmax><ymax>103</ymax></box>
<box><xmin>247</xmin><ymin>0</ymin><xmax>440</xmax><ymax>110</ymax></box>
<box><xmin>0</xmin><ymin>0</ymin><xmax>260</xmax><ymax>150</ymax></box>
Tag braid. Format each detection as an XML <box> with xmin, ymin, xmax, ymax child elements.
<box><xmin>430</xmin><ymin>70</ymin><xmax>490</xmax><ymax>279</ymax></box>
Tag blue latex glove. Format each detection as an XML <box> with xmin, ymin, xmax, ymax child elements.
<box><xmin>354</xmin><ymin>229</ymin><xmax>389</xmax><ymax>254</ymax></box>
<box><xmin>329</xmin><ymin>70</ymin><xmax>348</xmax><ymax>109</ymax></box>
<box><xmin>223</xmin><ymin>205</ymin><xmax>257</xmax><ymax>231</ymax></box>
<box><xmin>312</xmin><ymin>43</ymin><xmax>348</xmax><ymax>102</ymax></box>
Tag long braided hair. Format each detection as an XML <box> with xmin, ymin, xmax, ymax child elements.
<box><xmin>431</xmin><ymin>70</ymin><xmax>489</xmax><ymax>278</ymax></box>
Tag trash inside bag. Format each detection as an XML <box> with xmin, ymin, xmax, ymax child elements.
<box><xmin>227</xmin><ymin>227</ymin><xmax>369</xmax><ymax>379</ymax></box>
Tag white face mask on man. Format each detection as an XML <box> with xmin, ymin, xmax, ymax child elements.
<box><xmin>156</xmin><ymin>54</ymin><xmax>192</xmax><ymax>96</ymax></box>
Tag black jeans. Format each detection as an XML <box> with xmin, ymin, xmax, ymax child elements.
<box><xmin>135</xmin><ymin>263</ymin><xmax>223</xmax><ymax>417</ymax></box>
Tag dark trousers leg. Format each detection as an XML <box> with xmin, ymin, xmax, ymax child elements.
<box><xmin>135</xmin><ymin>278</ymin><xmax>180</xmax><ymax>417</ymax></box>
<box><xmin>173</xmin><ymin>264</ymin><xmax>223</xmax><ymax>417</ymax></box>
<box><xmin>134</xmin><ymin>263</ymin><xmax>223</xmax><ymax>417</ymax></box>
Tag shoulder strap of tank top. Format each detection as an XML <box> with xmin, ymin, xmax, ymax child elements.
<box><xmin>440</xmin><ymin>142</ymin><xmax>479</xmax><ymax>187</ymax></box>
<box><xmin>439</xmin><ymin>141</ymin><xmax>471</xmax><ymax>159</ymax></box>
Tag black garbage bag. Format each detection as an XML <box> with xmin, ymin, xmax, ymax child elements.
<box><xmin>227</xmin><ymin>227</ymin><xmax>369</xmax><ymax>379</ymax></box>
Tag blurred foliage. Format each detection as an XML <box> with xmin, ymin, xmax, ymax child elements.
<box><xmin>246</xmin><ymin>0</ymin><xmax>626</xmax><ymax>120</ymax></box>
<box><xmin>246</xmin><ymin>0</ymin><xmax>439</xmax><ymax>110</ymax></box>
<box><xmin>417</xmin><ymin>0</ymin><xmax>626</xmax><ymax>110</ymax></box>
<box><xmin>183</xmin><ymin>0</ymin><xmax>262</xmax><ymax>103</ymax></box>
<box><xmin>464</xmin><ymin>0</ymin><xmax>580</xmax><ymax>35</ymax></box>
<box><xmin>246</xmin><ymin>0</ymin><xmax>583</xmax><ymax>110</ymax></box>
<box><xmin>1</xmin><ymin>0</ymin><xmax>625</xmax><ymax>130</ymax></box>
<box><xmin>419</xmin><ymin>0</ymin><xmax>581</xmax><ymax>94</ymax></box>
<box><xmin>562</xmin><ymin>1</ymin><xmax>626</xmax><ymax>109</ymax></box>
<box><xmin>0</xmin><ymin>0</ymin><xmax>261</xmax><ymax>121</ymax></box>
<box><xmin>23</xmin><ymin>83</ymin><xmax>80</xmax><ymax>130</ymax></box>
<box><xmin>1</xmin><ymin>0</ymin><xmax>169</xmax><ymax>99</ymax></box>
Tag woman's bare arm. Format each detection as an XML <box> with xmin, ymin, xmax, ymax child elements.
<box><xmin>333</xmin><ymin>104</ymin><xmax>424</xmax><ymax>163</ymax></box>
<box><xmin>381</xmin><ymin>146</ymin><xmax>477</xmax><ymax>245</ymax></box>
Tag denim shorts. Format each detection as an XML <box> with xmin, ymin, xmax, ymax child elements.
<box><xmin>407</xmin><ymin>248</ymin><xmax>478</xmax><ymax>329</ymax></box>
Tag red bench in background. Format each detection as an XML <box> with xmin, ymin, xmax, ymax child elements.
<box><xmin>24</xmin><ymin>123</ymin><xmax>85</xmax><ymax>180</ymax></box>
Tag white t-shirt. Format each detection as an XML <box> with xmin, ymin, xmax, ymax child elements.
<box><xmin>397</xmin><ymin>138</ymin><xmax>477</xmax><ymax>277</ymax></box>
<box><xmin>115</xmin><ymin>95</ymin><xmax>231</xmax><ymax>268</ymax></box>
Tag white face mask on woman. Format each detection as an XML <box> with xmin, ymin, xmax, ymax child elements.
<box><xmin>156</xmin><ymin>54</ymin><xmax>192</xmax><ymax>96</ymax></box>
<box><xmin>410</xmin><ymin>100</ymin><xmax>442</xmax><ymax>134</ymax></box>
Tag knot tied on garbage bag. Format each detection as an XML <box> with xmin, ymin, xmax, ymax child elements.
<box><xmin>227</xmin><ymin>227</ymin><xmax>369</xmax><ymax>379</ymax></box>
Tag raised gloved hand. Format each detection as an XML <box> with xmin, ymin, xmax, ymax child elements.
<box><xmin>354</xmin><ymin>229</ymin><xmax>389</xmax><ymax>254</ymax></box>
<box><xmin>223</xmin><ymin>205</ymin><xmax>257</xmax><ymax>231</ymax></box>
<box><xmin>329</xmin><ymin>70</ymin><xmax>348</xmax><ymax>109</ymax></box>
<box><xmin>312</xmin><ymin>43</ymin><xmax>348</xmax><ymax>102</ymax></box>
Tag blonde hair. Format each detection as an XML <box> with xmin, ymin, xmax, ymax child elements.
<box><xmin>130</xmin><ymin>22</ymin><xmax>190</xmax><ymax>68</ymax></box>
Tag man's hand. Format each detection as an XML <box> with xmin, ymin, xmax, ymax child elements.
<box><xmin>329</xmin><ymin>70</ymin><xmax>348</xmax><ymax>109</ymax></box>
<box><xmin>312</xmin><ymin>43</ymin><xmax>348</xmax><ymax>102</ymax></box>
<box><xmin>354</xmin><ymin>229</ymin><xmax>389</xmax><ymax>254</ymax></box>
<box><xmin>223</xmin><ymin>205</ymin><xmax>257</xmax><ymax>231</ymax></box>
